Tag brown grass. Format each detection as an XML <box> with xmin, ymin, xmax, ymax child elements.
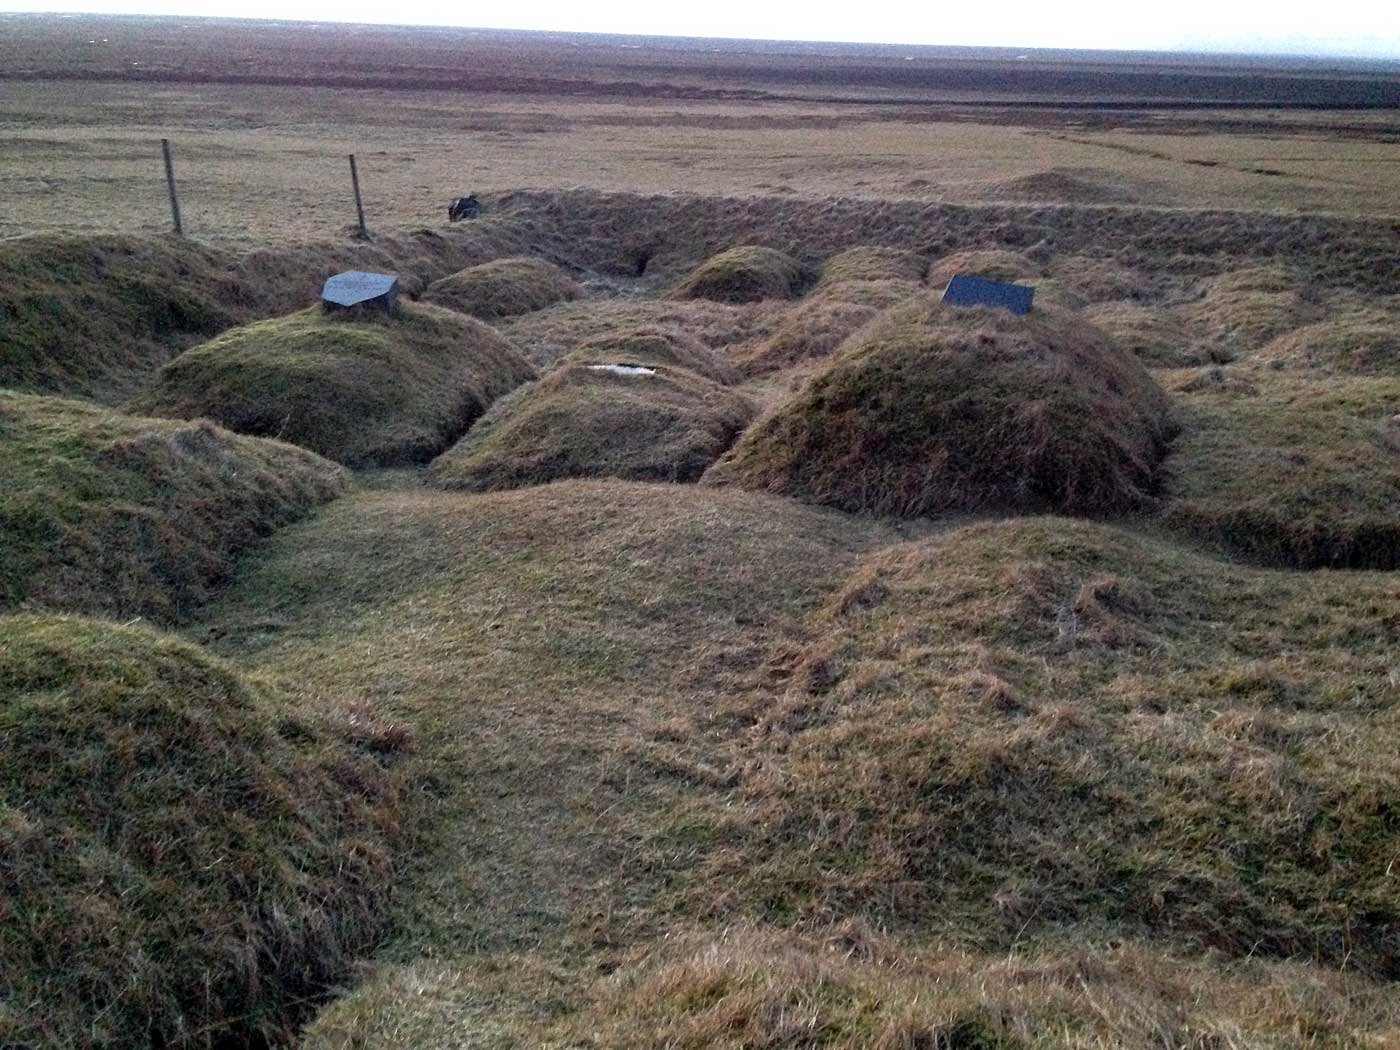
<box><xmin>816</xmin><ymin>246</ymin><xmax>927</xmax><ymax>285</ymax></box>
<box><xmin>707</xmin><ymin>302</ymin><xmax>1173</xmax><ymax>518</ymax></box>
<box><xmin>671</xmin><ymin>245</ymin><xmax>812</xmax><ymax>303</ymax></box>
<box><xmin>1083</xmin><ymin>301</ymin><xmax>1211</xmax><ymax>367</ymax></box>
<box><xmin>428</xmin><ymin>363</ymin><xmax>754</xmax><ymax>490</ymax></box>
<box><xmin>0</xmin><ymin>613</ymin><xmax>411</xmax><ymax>1049</ymax></box>
<box><xmin>132</xmin><ymin>302</ymin><xmax>536</xmax><ymax>467</ymax></box>
<box><xmin>1252</xmin><ymin>306</ymin><xmax>1400</xmax><ymax>375</ymax></box>
<box><xmin>0</xmin><ymin>391</ymin><xmax>344</xmax><ymax>622</ymax></box>
<box><xmin>421</xmin><ymin>255</ymin><xmax>580</xmax><ymax>320</ymax></box>
<box><xmin>927</xmin><ymin>248</ymin><xmax>1041</xmax><ymax>288</ymax></box>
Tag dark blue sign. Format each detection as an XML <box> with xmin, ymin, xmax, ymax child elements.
<box><xmin>941</xmin><ymin>274</ymin><xmax>1035</xmax><ymax>315</ymax></box>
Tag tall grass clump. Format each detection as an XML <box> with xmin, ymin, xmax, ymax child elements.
<box><xmin>422</xmin><ymin>256</ymin><xmax>580</xmax><ymax>320</ymax></box>
<box><xmin>671</xmin><ymin>246</ymin><xmax>811</xmax><ymax>304</ymax></box>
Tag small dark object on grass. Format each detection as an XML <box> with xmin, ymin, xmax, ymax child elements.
<box><xmin>449</xmin><ymin>195</ymin><xmax>481</xmax><ymax>221</ymax></box>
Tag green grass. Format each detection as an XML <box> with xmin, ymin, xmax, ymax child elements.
<box><xmin>428</xmin><ymin>363</ymin><xmax>755</xmax><ymax>490</ymax></box>
<box><xmin>133</xmin><ymin>302</ymin><xmax>536</xmax><ymax>467</ymax></box>
<box><xmin>0</xmin><ymin>390</ymin><xmax>344</xmax><ymax>621</ymax></box>
<box><xmin>560</xmin><ymin>324</ymin><xmax>741</xmax><ymax>385</ymax></box>
<box><xmin>708</xmin><ymin>301</ymin><xmax>1173</xmax><ymax>517</ymax></box>
<box><xmin>422</xmin><ymin>256</ymin><xmax>580</xmax><ymax>320</ymax></box>
<box><xmin>0</xmin><ymin>613</ymin><xmax>412</xmax><ymax>1050</ymax></box>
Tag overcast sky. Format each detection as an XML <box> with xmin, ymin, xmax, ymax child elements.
<box><xmin>5</xmin><ymin>0</ymin><xmax>1400</xmax><ymax>58</ymax></box>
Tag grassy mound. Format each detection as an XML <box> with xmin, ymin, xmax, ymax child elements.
<box><xmin>1084</xmin><ymin>302</ymin><xmax>1212</xmax><ymax>367</ymax></box>
<box><xmin>1181</xmin><ymin>267</ymin><xmax>1319</xmax><ymax>358</ymax></box>
<box><xmin>1160</xmin><ymin>367</ymin><xmax>1400</xmax><ymax>568</ymax></box>
<box><xmin>0</xmin><ymin>613</ymin><xmax>409</xmax><ymax>1050</ymax></box>
<box><xmin>1253</xmin><ymin>308</ymin><xmax>1400</xmax><ymax>374</ymax></box>
<box><xmin>816</xmin><ymin>246</ymin><xmax>926</xmax><ymax>285</ymax></box>
<box><xmin>671</xmin><ymin>245</ymin><xmax>810</xmax><ymax>304</ymax></box>
<box><xmin>561</xmin><ymin>325</ymin><xmax>740</xmax><ymax>385</ymax></box>
<box><xmin>429</xmin><ymin>364</ymin><xmax>754</xmax><ymax>491</ymax></box>
<box><xmin>0</xmin><ymin>235</ymin><xmax>239</xmax><ymax>402</ymax></box>
<box><xmin>927</xmin><ymin>248</ymin><xmax>1040</xmax><ymax>288</ymax></box>
<box><xmin>421</xmin><ymin>256</ymin><xmax>579</xmax><ymax>320</ymax></box>
<box><xmin>0</xmin><ymin>391</ymin><xmax>343</xmax><ymax>622</ymax></box>
<box><xmin>134</xmin><ymin>303</ymin><xmax>535</xmax><ymax>467</ymax></box>
<box><xmin>498</xmin><ymin>298</ymin><xmax>787</xmax><ymax>369</ymax></box>
<box><xmin>0</xmin><ymin>228</ymin><xmax>532</xmax><ymax>403</ymax></box>
<box><xmin>707</xmin><ymin>302</ymin><xmax>1172</xmax><ymax>518</ymax></box>
<box><xmin>709</xmin><ymin>517</ymin><xmax>1400</xmax><ymax>977</ymax></box>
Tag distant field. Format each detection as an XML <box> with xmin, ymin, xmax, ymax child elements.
<box><xmin>3</xmin><ymin>14</ymin><xmax>1400</xmax><ymax>242</ymax></box>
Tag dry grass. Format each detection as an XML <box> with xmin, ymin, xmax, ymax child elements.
<box><xmin>927</xmin><ymin>248</ymin><xmax>1042</xmax><ymax>289</ymax></box>
<box><xmin>697</xmin><ymin>516</ymin><xmax>1400</xmax><ymax>977</ymax></box>
<box><xmin>0</xmin><ymin>612</ymin><xmax>411</xmax><ymax>1050</ymax></box>
<box><xmin>708</xmin><ymin>302</ymin><xmax>1173</xmax><ymax>518</ymax></box>
<box><xmin>0</xmin><ymin>391</ymin><xmax>343</xmax><ymax>622</ymax></box>
<box><xmin>1083</xmin><ymin>302</ymin><xmax>1212</xmax><ymax>367</ymax></box>
<box><xmin>816</xmin><ymin>246</ymin><xmax>928</xmax><ymax>286</ymax></box>
<box><xmin>133</xmin><ymin>302</ymin><xmax>535</xmax><ymax>467</ymax></box>
<box><xmin>421</xmin><ymin>255</ymin><xmax>580</xmax><ymax>321</ymax></box>
<box><xmin>1180</xmin><ymin>266</ymin><xmax>1323</xmax><ymax>360</ymax></box>
<box><xmin>1253</xmin><ymin>306</ymin><xmax>1400</xmax><ymax>375</ymax></box>
<box><xmin>671</xmin><ymin>245</ymin><xmax>812</xmax><ymax>304</ymax></box>
<box><xmin>497</xmin><ymin>297</ymin><xmax>786</xmax><ymax>369</ymax></box>
<box><xmin>563</xmin><ymin>925</ymin><xmax>1400</xmax><ymax>1050</ymax></box>
<box><xmin>428</xmin><ymin>363</ymin><xmax>754</xmax><ymax>490</ymax></box>
<box><xmin>561</xmin><ymin>324</ymin><xmax>741</xmax><ymax>385</ymax></box>
<box><xmin>1159</xmin><ymin>366</ymin><xmax>1400</xmax><ymax>568</ymax></box>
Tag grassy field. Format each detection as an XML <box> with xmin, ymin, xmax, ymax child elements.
<box><xmin>4</xmin><ymin>15</ymin><xmax>1400</xmax><ymax>1050</ymax></box>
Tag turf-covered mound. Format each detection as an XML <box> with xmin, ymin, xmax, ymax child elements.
<box><xmin>0</xmin><ymin>234</ymin><xmax>240</xmax><ymax>402</ymax></box>
<box><xmin>561</xmin><ymin>325</ymin><xmax>740</xmax><ymax>385</ymax></box>
<box><xmin>0</xmin><ymin>391</ymin><xmax>343</xmax><ymax>622</ymax></box>
<box><xmin>0</xmin><ymin>614</ymin><xmax>408</xmax><ymax>1050</ymax></box>
<box><xmin>712</xmin><ymin>518</ymin><xmax>1400</xmax><ymax>977</ymax></box>
<box><xmin>421</xmin><ymin>256</ymin><xmax>579</xmax><ymax>320</ymax></box>
<box><xmin>1160</xmin><ymin>367</ymin><xmax>1400</xmax><ymax>568</ymax></box>
<box><xmin>816</xmin><ymin>246</ymin><xmax>926</xmax><ymax>286</ymax></box>
<box><xmin>134</xmin><ymin>302</ymin><xmax>536</xmax><ymax>467</ymax></box>
<box><xmin>706</xmin><ymin>302</ymin><xmax>1172</xmax><ymax>518</ymax></box>
<box><xmin>429</xmin><ymin>363</ymin><xmax>755</xmax><ymax>491</ymax></box>
<box><xmin>735</xmin><ymin>296</ymin><xmax>882</xmax><ymax>376</ymax></box>
<box><xmin>497</xmin><ymin>298</ymin><xmax>785</xmax><ymax>369</ymax></box>
<box><xmin>927</xmin><ymin>248</ymin><xmax>1040</xmax><ymax>288</ymax></box>
<box><xmin>1181</xmin><ymin>266</ymin><xmax>1318</xmax><ymax>358</ymax></box>
<box><xmin>1084</xmin><ymin>302</ymin><xmax>1211</xmax><ymax>367</ymax></box>
<box><xmin>670</xmin><ymin>245</ymin><xmax>810</xmax><ymax>304</ymax></box>
<box><xmin>1253</xmin><ymin>308</ymin><xmax>1400</xmax><ymax>375</ymax></box>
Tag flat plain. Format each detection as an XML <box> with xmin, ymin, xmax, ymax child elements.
<box><xmin>3</xmin><ymin>15</ymin><xmax>1400</xmax><ymax>1050</ymax></box>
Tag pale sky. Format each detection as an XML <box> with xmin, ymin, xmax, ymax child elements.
<box><xmin>5</xmin><ymin>0</ymin><xmax>1400</xmax><ymax>59</ymax></box>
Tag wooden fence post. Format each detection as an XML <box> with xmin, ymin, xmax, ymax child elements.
<box><xmin>348</xmin><ymin>153</ymin><xmax>368</xmax><ymax>238</ymax></box>
<box><xmin>161</xmin><ymin>138</ymin><xmax>183</xmax><ymax>236</ymax></box>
